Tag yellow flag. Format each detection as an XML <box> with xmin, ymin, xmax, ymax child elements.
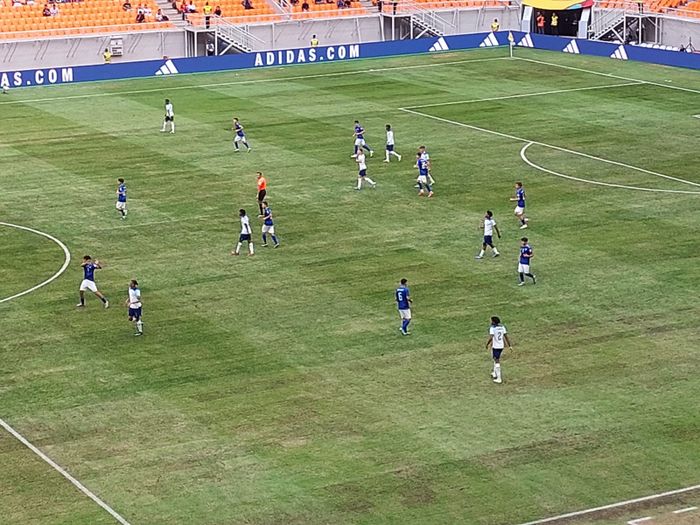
<box><xmin>508</xmin><ymin>31</ymin><xmax>514</xmax><ymax>43</ymax></box>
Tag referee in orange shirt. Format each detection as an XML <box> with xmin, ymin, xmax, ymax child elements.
<box><xmin>256</xmin><ymin>172</ymin><xmax>267</xmax><ymax>216</ymax></box>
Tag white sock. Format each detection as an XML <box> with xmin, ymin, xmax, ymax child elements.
<box><xmin>391</xmin><ymin>151</ymin><xmax>400</xmax><ymax>159</ymax></box>
<box><xmin>365</xmin><ymin>177</ymin><xmax>375</xmax><ymax>185</ymax></box>
<box><xmin>161</xmin><ymin>122</ymin><xmax>166</xmax><ymax>131</ymax></box>
<box><xmin>493</xmin><ymin>247</ymin><xmax>499</xmax><ymax>255</ymax></box>
<box><xmin>494</xmin><ymin>363</ymin><xmax>501</xmax><ymax>380</ymax></box>
<box><xmin>136</xmin><ymin>320</ymin><xmax>143</xmax><ymax>333</ymax></box>
<box><xmin>249</xmin><ymin>243</ymin><xmax>254</xmax><ymax>255</ymax></box>
<box><xmin>171</xmin><ymin>122</ymin><xmax>175</xmax><ymax>133</ymax></box>
<box><xmin>479</xmin><ymin>249</ymin><xmax>485</xmax><ymax>257</ymax></box>
<box><xmin>235</xmin><ymin>242</ymin><xmax>242</xmax><ymax>254</ymax></box>
<box><xmin>357</xmin><ymin>178</ymin><xmax>362</xmax><ymax>189</ymax></box>
<box><xmin>385</xmin><ymin>151</ymin><xmax>390</xmax><ymax>161</ymax></box>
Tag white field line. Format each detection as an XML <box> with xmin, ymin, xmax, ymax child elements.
<box><xmin>514</xmin><ymin>56</ymin><xmax>700</xmax><ymax>96</ymax></box>
<box><xmin>693</xmin><ymin>114</ymin><xmax>700</xmax><ymax>119</ymax></box>
<box><xmin>520</xmin><ymin>143</ymin><xmax>700</xmax><ymax>194</ymax></box>
<box><xmin>399</xmin><ymin>107</ymin><xmax>700</xmax><ymax>191</ymax></box>
<box><xmin>0</xmin><ymin>56</ymin><xmax>509</xmax><ymax>106</ymax></box>
<box><xmin>514</xmin><ymin>485</ymin><xmax>700</xmax><ymax>525</ymax></box>
<box><xmin>0</xmin><ymin>222</ymin><xmax>71</xmax><ymax>303</ymax></box>
<box><xmin>627</xmin><ymin>518</ymin><xmax>653</xmax><ymax>525</ymax></box>
<box><xmin>0</xmin><ymin>418</ymin><xmax>131</xmax><ymax>525</ymax></box>
<box><xmin>401</xmin><ymin>81</ymin><xmax>644</xmax><ymax>109</ymax></box>
<box><xmin>673</xmin><ymin>506</ymin><xmax>698</xmax><ymax>514</ymax></box>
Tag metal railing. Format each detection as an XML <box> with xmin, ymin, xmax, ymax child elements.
<box><xmin>396</xmin><ymin>0</ymin><xmax>456</xmax><ymax>35</ymax></box>
<box><xmin>0</xmin><ymin>22</ymin><xmax>178</xmax><ymax>41</ymax></box>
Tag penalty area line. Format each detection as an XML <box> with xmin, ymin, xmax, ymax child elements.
<box><xmin>0</xmin><ymin>418</ymin><xmax>132</xmax><ymax>525</ymax></box>
<box><xmin>514</xmin><ymin>484</ymin><xmax>700</xmax><ymax>525</ymax></box>
<box><xmin>0</xmin><ymin>222</ymin><xmax>71</xmax><ymax>304</ymax></box>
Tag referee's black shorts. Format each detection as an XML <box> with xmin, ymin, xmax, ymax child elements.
<box><xmin>257</xmin><ymin>189</ymin><xmax>267</xmax><ymax>202</ymax></box>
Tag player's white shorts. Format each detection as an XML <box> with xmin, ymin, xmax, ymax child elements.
<box><xmin>354</xmin><ymin>138</ymin><xmax>366</xmax><ymax>147</ymax></box>
<box><xmin>234</xmin><ymin>134</ymin><xmax>246</xmax><ymax>142</ymax></box>
<box><xmin>417</xmin><ymin>175</ymin><xmax>429</xmax><ymax>184</ymax></box>
<box><xmin>518</xmin><ymin>263</ymin><xmax>530</xmax><ymax>273</ymax></box>
<box><xmin>116</xmin><ymin>201</ymin><xmax>127</xmax><ymax>211</ymax></box>
<box><xmin>514</xmin><ymin>206</ymin><xmax>524</xmax><ymax>215</ymax></box>
<box><xmin>399</xmin><ymin>308</ymin><xmax>412</xmax><ymax>320</ymax></box>
<box><xmin>79</xmin><ymin>279</ymin><xmax>98</xmax><ymax>292</ymax></box>
<box><xmin>262</xmin><ymin>224</ymin><xmax>275</xmax><ymax>234</ymax></box>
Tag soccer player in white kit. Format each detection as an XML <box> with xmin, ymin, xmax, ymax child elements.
<box><xmin>161</xmin><ymin>98</ymin><xmax>175</xmax><ymax>133</ymax></box>
<box><xmin>476</xmin><ymin>210</ymin><xmax>501</xmax><ymax>259</ymax></box>
<box><xmin>355</xmin><ymin>151</ymin><xmax>376</xmax><ymax>190</ymax></box>
<box><xmin>383</xmin><ymin>124</ymin><xmax>402</xmax><ymax>163</ymax></box>
<box><xmin>232</xmin><ymin>209</ymin><xmax>255</xmax><ymax>256</ymax></box>
<box><xmin>125</xmin><ymin>279</ymin><xmax>143</xmax><ymax>336</ymax></box>
<box><xmin>485</xmin><ymin>316</ymin><xmax>512</xmax><ymax>384</ymax></box>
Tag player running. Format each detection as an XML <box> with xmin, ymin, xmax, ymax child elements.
<box><xmin>383</xmin><ymin>124</ymin><xmax>402</xmax><ymax>163</ymax></box>
<box><xmin>351</xmin><ymin>120</ymin><xmax>374</xmax><ymax>157</ymax></box>
<box><xmin>510</xmin><ymin>181</ymin><xmax>529</xmax><ymax>229</ymax></box>
<box><xmin>260</xmin><ymin>201</ymin><xmax>280</xmax><ymax>248</ymax></box>
<box><xmin>116</xmin><ymin>178</ymin><xmax>127</xmax><ymax>220</ymax></box>
<box><xmin>232</xmin><ymin>209</ymin><xmax>255</xmax><ymax>256</ymax></box>
<box><xmin>76</xmin><ymin>255</ymin><xmax>109</xmax><ymax>308</ymax></box>
<box><xmin>355</xmin><ymin>150</ymin><xmax>376</xmax><ymax>190</ymax></box>
<box><xmin>517</xmin><ymin>237</ymin><xmax>536</xmax><ymax>286</ymax></box>
<box><xmin>415</xmin><ymin>146</ymin><xmax>435</xmax><ymax>187</ymax></box>
<box><xmin>125</xmin><ymin>279</ymin><xmax>143</xmax><ymax>336</ymax></box>
<box><xmin>256</xmin><ymin>172</ymin><xmax>267</xmax><ymax>216</ymax></box>
<box><xmin>476</xmin><ymin>210</ymin><xmax>500</xmax><ymax>259</ymax></box>
<box><xmin>233</xmin><ymin>117</ymin><xmax>252</xmax><ymax>152</ymax></box>
<box><xmin>396</xmin><ymin>278</ymin><xmax>413</xmax><ymax>336</ymax></box>
<box><xmin>160</xmin><ymin>99</ymin><xmax>175</xmax><ymax>133</ymax></box>
<box><xmin>485</xmin><ymin>316</ymin><xmax>512</xmax><ymax>384</ymax></box>
<box><xmin>416</xmin><ymin>154</ymin><xmax>433</xmax><ymax>197</ymax></box>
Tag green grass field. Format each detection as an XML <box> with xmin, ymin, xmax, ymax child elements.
<box><xmin>1</xmin><ymin>46</ymin><xmax>699</xmax><ymax>525</ymax></box>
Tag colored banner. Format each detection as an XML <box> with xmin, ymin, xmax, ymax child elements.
<box><xmin>522</xmin><ymin>0</ymin><xmax>593</xmax><ymax>10</ymax></box>
<box><xmin>1</xmin><ymin>32</ymin><xmax>700</xmax><ymax>89</ymax></box>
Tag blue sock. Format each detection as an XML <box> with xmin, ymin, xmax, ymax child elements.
<box><xmin>402</xmin><ymin>319</ymin><xmax>410</xmax><ymax>332</ymax></box>
<box><xmin>244</xmin><ymin>141</ymin><xmax>250</xmax><ymax>149</ymax></box>
<box><xmin>417</xmin><ymin>182</ymin><xmax>423</xmax><ymax>190</ymax></box>
<box><xmin>363</xmin><ymin>144</ymin><xmax>371</xmax><ymax>152</ymax></box>
<box><xmin>272</xmin><ymin>235</ymin><xmax>278</xmax><ymax>245</ymax></box>
<box><xmin>426</xmin><ymin>184</ymin><xmax>432</xmax><ymax>192</ymax></box>
<box><xmin>262</xmin><ymin>233</ymin><xmax>267</xmax><ymax>244</ymax></box>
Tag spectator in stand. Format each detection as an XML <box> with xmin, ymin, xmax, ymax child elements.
<box><xmin>144</xmin><ymin>4</ymin><xmax>152</xmax><ymax>15</ymax></box>
<box><xmin>156</xmin><ymin>8</ymin><xmax>169</xmax><ymax>20</ymax></box>
<box><xmin>242</xmin><ymin>0</ymin><xmax>252</xmax><ymax>9</ymax></box>
<box><xmin>179</xmin><ymin>0</ymin><xmax>187</xmax><ymax>18</ymax></box>
<box><xmin>336</xmin><ymin>0</ymin><xmax>343</xmax><ymax>7</ymax></box>
<box><xmin>344</xmin><ymin>0</ymin><xmax>351</xmax><ymax>7</ymax></box>
<box><xmin>122</xmin><ymin>0</ymin><xmax>131</xmax><ymax>9</ymax></box>
<box><xmin>535</xmin><ymin>12</ymin><xmax>545</xmax><ymax>33</ymax></box>
<box><xmin>290</xmin><ymin>0</ymin><xmax>298</xmax><ymax>4</ymax></box>
<box><xmin>49</xmin><ymin>3</ymin><xmax>58</xmax><ymax>15</ymax></box>
<box><xmin>42</xmin><ymin>3</ymin><xmax>51</xmax><ymax>14</ymax></box>
<box><xmin>187</xmin><ymin>0</ymin><xmax>197</xmax><ymax>12</ymax></box>
<box><xmin>12</xmin><ymin>0</ymin><xmax>23</xmax><ymax>7</ymax></box>
<box><xmin>214</xmin><ymin>4</ymin><xmax>221</xmax><ymax>15</ymax></box>
<box><xmin>301</xmin><ymin>0</ymin><xmax>309</xmax><ymax>10</ymax></box>
<box><xmin>135</xmin><ymin>8</ymin><xmax>145</xmax><ymax>21</ymax></box>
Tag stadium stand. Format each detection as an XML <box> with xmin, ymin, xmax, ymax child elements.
<box><xmin>597</xmin><ymin>0</ymin><xmax>685</xmax><ymax>12</ymax></box>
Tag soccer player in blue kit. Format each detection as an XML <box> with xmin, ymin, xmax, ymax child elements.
<box><xmin>485</xmin><ymin>316</ymin><xmax>512</xmax><ymax>384</ymax></box>
<box><xmin>351</xmin><ymin>120</ymin><xmax>374</xmax><ymax>157</ymax></box>
<box><xmin>116</xmin><ymin>178</ymin><xmax>127</xmax><ymax>220</ymax></box>
<box><xmin>510</xmin><ymin>181</ymin><xmax>529</xmax><ymax>229</ymax></box>
<box><xmin>77</xmin><ymin>255</ymin><xmax>109</xmax><ymax>308</ymax></box>
<box><xmin>232</xmin><ymin>117</ymin><xmax>252</xmax><ymax>152</ymax></box>
<box><xmin>396</xmin><ymin>278</ymin><xmax>413</xmax><ymax>335</ymax></box>
<box><xmin>518</xmin><ymin>237</ymin><xmax>536</xmax><ymax>286</ymax></box>
<box><xmin>416</xmin><ymin>155</ymin><xmax>433</xmax><ymax>197</ymax></box>
<box><xmin>260</xmin><ymin>201</ymin><xmax>280</xmax><ymax>248</ymax></box>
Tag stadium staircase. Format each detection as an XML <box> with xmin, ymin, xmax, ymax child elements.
<box><xmin>398</xmin><ymin>0</ymin><xmax>456</xmax><ymax>37</ymax></box>
<box><xmin>214</xmin><ymin>17</ymin><xmax>265</xmax><ymax>51</ymax></box>
<box><xmin>155</xmin><ymin>0</ymin><xmax>189</xmax><ymax>27</ymax></box>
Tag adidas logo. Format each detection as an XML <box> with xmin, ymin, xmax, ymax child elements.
<box><xmin>429</xmin><ymin>37</ymin><xmax>449</xmax><ymax>52</ymax></box>
<box><xmin>518</xmin><ymin>34</ymin><xmax>534</xmax><ymax>48</ymax></box>
<box><xmin>610</xmin><ymin>45</ymin><xmax>628</xmax><ymax>60</ymax></box>
<box><xmin>479</xmin><ymin>32</ymin><xmax>499</xmax><ymax>48</ymax></box>
<box><xmin>563</xmin><ymin>39</ymin><xmax>580</xmax><ymax>54</ymax></box>
<box><xmin>155</xmin><ymin>59</ymin><xmax>179</xmax><ymax>76</ymax></box>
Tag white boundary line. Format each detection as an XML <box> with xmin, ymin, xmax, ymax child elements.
<box><xmin>0</xmin><ymin>221</ymin><xmax>72</xmax><ymax>303</ymax></box>
<box><xmin>693</xmin><ymin>114</ymin><xmax>700</xmax><ymax>119</ymax></box>
<box><xmin>514</xmin><ymin>56</ymin><xmax>700</xmax><ymax>96</ymax></box>
<box><xmin>398</xmin><ymin>108</ymin><xmax>700</xmax><ymax>192</ymax></box>
<box><xmin>514</xmin><ymin>484</ymin><xmax>700</xmax><ymax>525</ymax></box>
<box><xmin>402</xmin><ymin>81</ymin><xmax>644</xmax><ymax>109</ymax></box>
<box><xmin>520</xmin><ymin>143</ymin><xmax>700</xmax><ymax>194</ymax></box>
<box><xmin>627</xmin><ymin>518</ymin><xmax>653</xmax><ymax>525</ymax></box>
<box><xmin>0</xmin><ymin>56</ymin><xmax>509</xmax><ymax>106</ymax></box>
<box><xmin>673</xmin><ymin>506</ymin><xmax>698</xmax><ymax>514</ymax></box>
<box><xmin>0</xmin><ymin>418</ymin><xmax>132</xmax><ymax>525</ymax></box>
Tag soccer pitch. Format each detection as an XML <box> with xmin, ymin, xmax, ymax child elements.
<box><xmin>1</xmin><ymin>46</ymin><xmax>699</xmax><ymax>525</ymax></box>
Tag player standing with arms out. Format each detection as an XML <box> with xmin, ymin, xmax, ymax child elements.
<box><xmin>77</xmin><ymin>255</ymin><xmax>109</xmax><ymax>308</ymax></box>
<box><xmin>351</xmin><ymin>120</ymin><xmax>374</xmax><ymax>157</ymax></box>
<box><xmin>116</xmin><ymin>178</ymin><xmax>128</xmax><ymax>220</ymax></box>
<box><xmin>485</xmin><ymin>316</ymin><xmax>512</xmax><ymax>384</ymax></box>
<box><xmin>476</xmin><ymin>210</ymin><xmax>500</xmax><ymax>259</ymax></box>
<box><xmin>232</xmin><ymin>117</ymin><xmax>252</xmax><ymax>152</ymax></box>
<box><xmin>355</xmin><ymin>150</ymin><xmax>377</xmax><ymax>190</ymax></box>
<box><xmin>260</xmin><ymin>201</ymin><xmax>280</xmax><ymax>248</ymax></box>
<box><xmin>160</xmin><ymin>99</ymin><xmax>175</xmax><ymax>133</ymax></box>
<box><xmin>256</xmin><ymin>172</ymin><xmax>267</xmax><ymax>216</ymax></box>
<box><xmin>510</xmin><ymin>181</ymin><xmax>529</xmax><ymax>229</ymax></box>
<box><xmin>383</xmin><ymin>124</ymin><xmax>402</xmax><ymax>163</ymax></box>
<box><xmin>518</xmin><ymin>237</ymin><xmax>536</xmax><ymax>286</ymax></box>
<box><xmin>396</xmin><ymin>278</ymin><xmax>412</xmax><ymax>336</ymax></box>
<box><xmin>232</xmin><ymin>209</ymin><xmax>255</xmax><ymax>256</ymax></box>
<box><xmin>416</xmin><ymin>154</ymin><xmax>433</xmax><ymax>197</ymax></box>
<box><xmin>125</xmin><ymin>279</ymin><xmax>143</xmax><ymax>336</ymax></box>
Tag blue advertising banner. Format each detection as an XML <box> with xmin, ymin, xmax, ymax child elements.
<box><xmin>1</xmin><ymin>31</ymin><xmax>699</xmax><ymax>89</ymax></box>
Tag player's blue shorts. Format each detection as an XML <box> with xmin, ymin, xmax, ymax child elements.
<box><xmin>484</xmin><ymin>235</ymin><xmax>493</xmax><ymax>246</ymax></box>
<box><xmin>128</xmin><ymin>307</ymin><xmax>142</xmax><ymax>319</ymax></box>
<box><xmin>359</xmin><ymin>169</ymin><xmax>367</xmax><ymax>177</ymax></box>
<box><xmin>386</xmin><ymin>144</ymin><xmax>394</xmax><ymax>151</ymax></box>
<box><xmin>239</xmin><ymin>233</ymin><xmax>252</xmax><ymax>242</ymax></box>
<box><xmin>492</xmin><ymin>348</ymin><xmax>503</xmax><ymax>360</ymax></box>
